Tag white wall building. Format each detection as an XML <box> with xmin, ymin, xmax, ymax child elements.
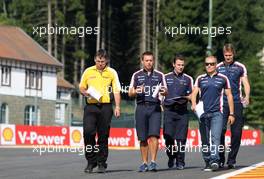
<box><xmin>0</xmin><ymin>26</ymin><xmax>74</xmax><ymax>126</ymax></box>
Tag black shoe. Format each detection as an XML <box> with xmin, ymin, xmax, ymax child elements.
<box><xmin>84</xmin><ymin>163</ymin><xmax>97</xmax><ymax>173</ymax></box>
<box><xmin>228</xmin><ymin>164</ymin><xmax>236</xmax><ymax>169</ymax></box>
<box><xmin>203</xmin><ymin>162</ymin><xmax>212</xmax><ymax>172</ymax></box>
<box><xmin>97</xmin><ymin>163</ymin><xmax>107</xmax><ymax>173</ymax></box>
<box><xmin>168</xmin><ymin>158</ymin><xmax>174</xmax><ymax>168</ymax></box>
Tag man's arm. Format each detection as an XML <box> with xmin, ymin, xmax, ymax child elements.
<box><xmin>159</xmin><ymin>86</ymin><xmax>168</xmax><ymax>96</ymax></box>
<box><xmin>128</xmin><ymin>87</ymin><xmax>137</xmax><ymax>97</ymax></box>
<box><xmin>113</xmin><ymin>92</ymin><xmax>121</xmax><ymax>118</ymax></box>
<box><xmin>79</xmin><ymin>86</ymin><xmax>89</xmax><ymax>97</ymax></box>
<box><xmin>111</xmin><ymin>69</ymin><xmax>122</xmax><ymax>118</ymax></box>
<box><xmin>186</xmin><ymin>76</ymin><xmax>194</xmax><ymax>101</ymax></box>
<box><xmin>128</xmin><ymin>73</ymin><xmax>144</xmax><ymax>97</ymax></box>
<box><xmin>160</xmin><ymin>74</ymin><xmax>168</xmax><ymax>96</ymax></box>
<box><xmin>241</xmin><ymin>76</ymin><xmax>250</xmax><ymax>105</ymax></box>
<box><xmin>186</xmin><ymin>93</ymin><xmax>192</xmax><ymax>101</ymax></box>
<box><xmin>225</xmin><ymin>88</ymin><xmax>235</xmax><ymax>125</ymax></box>
<box><xmin>191</xmin><ymin>87</ymin><xmax>199</xmax><ymax>111</ymax></box>
<box><xmin>79</xmin><ymin>70</ymin><xmax>89</xmax><ymax>97</ymax></box>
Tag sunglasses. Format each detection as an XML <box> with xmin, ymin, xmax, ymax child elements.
<box><xmin>205</xmin><ymin>62</ymin><xmax>216</xmax><ymax>66</ymax></box>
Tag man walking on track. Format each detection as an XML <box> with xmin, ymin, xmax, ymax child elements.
<box><xmin>163</xmin><ymin>54</ymin><xmax>193</xmax><ymax>170</ymax></box>
<box><xmin>191</xmin><ymin>56</ymin><xmax>235</xmax><ymax>171</ymax></box>
<box><xmin>217</xmin><ymin>43</ymin><xmax>251</xmax><ymax>169</ymax></box>
<box><xmin>79</xmin><ymin>49</ymin><xmax>121</xmax><ymax>173</ymax></box>
<box><xmin>129</xmin><ymin>51</ymin><xmax>167</xmax><ymax>172</ymax></box>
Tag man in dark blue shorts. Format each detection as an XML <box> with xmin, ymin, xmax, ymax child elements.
<box><xmin>191</xmin><ymin>56</ymin><xmax>235</xmax><ymax>171</ymax></box>
<box><xmin>163</xmin><ymin>54</ymin><xmax>193</xmax><ymax>170</ymax></box>
<box><xmin>129</xmin><ymin>51</ymin><xmax>167</xmax><ymax>172</ymax></box>
<box><xmin>217</xmin><ymin>43</ymin><xmax>251</xmax><ymax>169</ymax></box>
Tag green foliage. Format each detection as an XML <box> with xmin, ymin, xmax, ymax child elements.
<box><xmin>159</xmin><ymin>0</ymin><xmax>264</xmax><ymax>122</ymax></box>
<box><xmin>0</xmin><ymin>14</ymin><xmax>16</xmax><ymax>25</ymax></box>
<box><xmin>0</xmin><ymin>0</ymin><xmax>263</xmax><ymax>122</ymax></box>
<box><xmin>159</xmin><ymin>0</ymin><xmax>208</xmax><ymax>77</ymax></box>
<box><xmin>244</xmin><ymin>56</ymin><xmax>264</xmax><ymax>122</ymax></box>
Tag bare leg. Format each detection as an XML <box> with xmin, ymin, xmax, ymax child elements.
<box><xmin>149</xmin><ymin>136</ymin><xmax>159</xmax><ymax>162</ymax></box>
<box><xmin>140</xmin><ymin>140</ymin><xmax>148</xmax><ymax>163</ymax></box>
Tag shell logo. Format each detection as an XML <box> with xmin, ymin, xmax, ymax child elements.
<box><xmin>2</xmin><ymin>127</ymin><xmax>13</xmax><ymax>141</ymax></box>
<box><xmin>71</xmin><ymin>129</ymin><xmax>82</xmax><ymax>143</ymax></box>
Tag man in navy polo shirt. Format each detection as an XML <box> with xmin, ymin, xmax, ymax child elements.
<box><xmin>191</xmin><ymin>56</ymin><xmax>235</xmax><ymax>171</ymax></box>
<box><xmin>163</xmin><ymin>54</ymin><xmax>193</xmax><ymax>170</ymax></box>
<box><xmin>129</xmin><ymin>51</ymin><xmax>167</xmax><ymax>172</ymax></box>
<box><xmin>217</xmin><ymin>44</ymin><xmax>251</xmax><ymax>169</ymax></box>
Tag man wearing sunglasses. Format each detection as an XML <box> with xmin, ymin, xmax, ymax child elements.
<box><xmin>217</xmin><ymin>44</ymin><xmax>251</xmax><ymax>169</ymax></box>
<box><xmin>191</xmin><ymin>56</ymin><xmax>235</xmax><ymax>171</ymax></box>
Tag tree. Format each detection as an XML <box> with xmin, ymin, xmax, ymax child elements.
<box><xmin>159</xmin><ymin>0</ymin><xmax>208</xmax><ymax>76</ymax></box>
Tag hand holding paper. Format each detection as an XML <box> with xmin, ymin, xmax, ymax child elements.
<box><xmin>195</xmin><ymin>101</ymin><xmax>204</xmax><ymax>118</ymax></box>
<box><xmin>152</xmin><ymin>83</ymin><xmax>161</xmax><ymax>98</ymax></box>
<box><xmin>86</xmin><ymin>86</ymin><xmax>102</xmax><ymax>101</ymax></box>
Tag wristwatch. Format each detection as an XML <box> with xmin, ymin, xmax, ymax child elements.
<box><xmin>229</xmin><ymin>113</ymin><xmax>235</xmax><ymax>117</ymax></box>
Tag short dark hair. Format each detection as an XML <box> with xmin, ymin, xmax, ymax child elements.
<box><xmin>141</xmin><ymin>51</ymin><xmax>154</xmax><ymax>60</ymax></box>
<box><xmin>223</xmin><ymin>43</ymin><xmax>236</xmax><ymax>56</ymax></box>
<box><xmin>173</xmin><ymin>54</ymin><xmax>185</xmax><ymax>63</ymax></box>
<box><xmin>205</xmin><ymin>55</ymin><xmax>217</xmax><ymax>63</ymax></box>
<box><xmin>94</xmin><ymin>49</ymin><xmax>109</xmax><ymax>61</ymax></box>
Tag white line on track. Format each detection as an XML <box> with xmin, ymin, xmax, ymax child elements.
<box><xmin>210</xmin><ymin>161</ymin><xmax>264</xmax><ymax>179</ymax></box>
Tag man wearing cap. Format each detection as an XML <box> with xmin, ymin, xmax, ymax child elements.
<box><xmin>163</xmin><ymin>54</ymin><xmax>193</xmax><ymax>170</ymax></box>
<box><xmin>79</xmin><ymin>49</ymin><xmax>121</xmax><ymax>173</ymax></box>
<box><xmin>128</xmin><ymin>51</ymin><xmax>167</xmax><ymax>172</ymax></box>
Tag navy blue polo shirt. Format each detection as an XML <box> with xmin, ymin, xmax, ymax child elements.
<box><xmin>129</xmin><ymin>69</ymin><xmax>167</xmax><ymax>104</ymax></box>
<box><xmin>164</xmin><ymin>71</ymin><xmax>193</xmax><ymax>106</ymax></box>
<box><xmin>217</xmin><ymin>61</ymin><xmax>247</xmax><ymax>104</ymax></box>
<box><xmin>194</xmin><ymin>73</ymin><xmax>230</xmax><ymax>113</ymax></box>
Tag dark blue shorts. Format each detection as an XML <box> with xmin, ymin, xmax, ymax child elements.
<box><xmin>135</xmin><ymin>104</ymin><xmax>161</xmax><ymax>141</ymax></box>
<box><xmin>163</xmin><ymin>109</ymin><xmax>189</xmax><ymax>140</ymax></box>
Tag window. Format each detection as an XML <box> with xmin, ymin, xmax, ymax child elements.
<box><xmin>24</xmin><ymin>105</ymin><xmax>40</xmax><ymax>125</ymax></box>
<box><xmin>25</xmin><ymin>70</ymin><xmax>42</xmax><ymax>90</ymax></box>
<box><xmin>0</xmin><ymin>103</ymin><xmax>9</xmax><ymax>124</ymax></box>
<box><xmin>1</xmin><ymin>66</ymin><xmax>11</xmax><ymax>86</ymax></box>
<box><xmin>55</xmin><ymin>103</ymin><xmax>65</xmax><ymax>124</ymax></box>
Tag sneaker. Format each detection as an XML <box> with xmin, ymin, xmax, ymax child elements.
<box><xmin>203</xmin><ymin>162</ymin><xmax>212</xmax><ymax>172</ymax></box>
<box><xmin>211</xmin><ymin>163</ymin><xmax>219</xmax><ymax>171</ymax></box>
<box><xmin>138</xmin><ymin>163</ymin><xmax>148</xmax><ymax>172</ymax></box>
<box><xmin>84</xmin><ymin>163</ymin><xmax>97</xmax><ymax>173</ymax></box>
<box><xmin>176</xmin><ymin>165</ymin><xmax>184</xmax><ymax>170</ymax></box>
<box><xmin>97</xmin><ymin>163</ymin><xmax>107</xmax><ymax>173</ymax></box>
<box><xmin>149</xmin><ymin>161</ymin><xmax>158</xmax><ymax>172</ymax></box>
<box><xmin>228</xmin><ymin>164</ymin><xmax>236</xmax><ymax>169</ymax></box>
<box><xmin>168</xmin><ymin>158</ymin><xmax>174</xmax><ymax>168</ymax></box>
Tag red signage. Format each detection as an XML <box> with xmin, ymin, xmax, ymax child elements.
<box><xmin>108</xmin><ymin>128</ymin><xmax>135</xmax><ymax>148</ymax></box>
<box><xmin>16</xmin><ymin>125</ymin><xmax>69</xmax><ymax>145</ymax></box>
<box><xmin>0</xmin><ymin>124</ymin><xmax>260</xmax><ymax>148</ymax></box>
<box><xmin>225</xmin><ymin>130</ymin><xmax>261</xmax><ymax>146</ymax></box>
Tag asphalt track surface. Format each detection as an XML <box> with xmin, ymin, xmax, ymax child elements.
<box><xmin>0</xmin><ymin>145</ymin><xmax>264</xmax><ymax>179</ymax></box>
